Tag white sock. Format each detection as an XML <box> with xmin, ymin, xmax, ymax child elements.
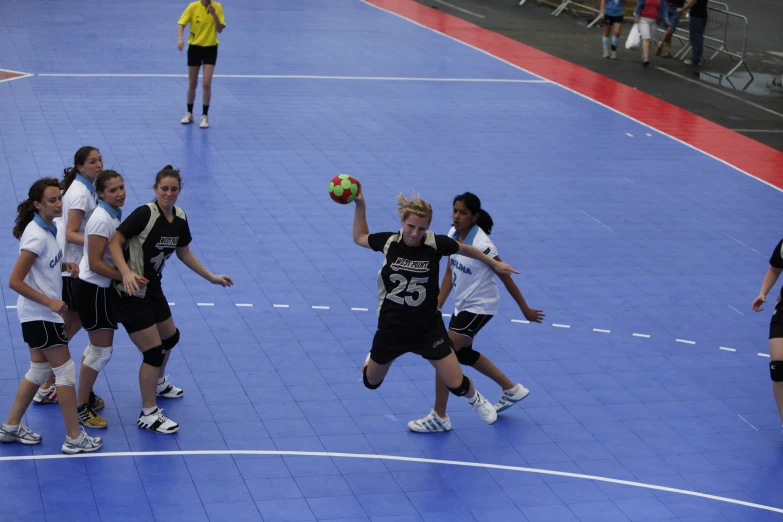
<box><xmin>157</xmin><ymin>377</ymin><xmax>165</xmax><ymax>386</ymax></box>
<box><xmin>67</xmin><ymin>431</ymin><xmax>84</xmax><ymax>442</ymax></box>
<box><xmin>504</xmin><ymin>383</ymin><xmax>520</xmax><ymax>393</ymax></box>
<box><xmin>142</xmin><ymin>406</ymin><xmax>157</xmax><ymax>416</ymax></box>
<box><xmin>3</xmin><ymin>423</ymin><xmax>18</xmax><ymax>431</ymax></box>
<box><xmin>467</xmin><ymin>392</ymin><xmax>479</xmax><ymax>405</ymax></box>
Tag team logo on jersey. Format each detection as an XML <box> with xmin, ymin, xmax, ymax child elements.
<box><xmin>450</xmin><ymin>258</ymin><xmax>472</xmax><ymax>275</ymax></box>
<box><xmin>390</xmin><ymin>258</ymin><xmax>429</xmax><ymax>273</ymax></box>
<box><xmin>156</xmin><ymin>237</ymin><xmax>179</xmax><ymax>250</ymax></box>
<box><xmin>48</xmin><ymin>249</ymin><xmax>63</xmax><ymax>269</ymax></box>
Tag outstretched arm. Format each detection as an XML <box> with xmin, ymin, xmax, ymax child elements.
<box><xmin>176</xmin><ymin>245</ymin><xmax>233</xmax><ymax>287</ymax></box>
<box><xmin>352</xmin><ymin>183</ymin><xmax>371</xmax><ymax>249</ymax></box>
<box><xmin>495</xmin><ymin>255</ymin><xmax>545</xmax><ymax>322</ymax></box>
<box><xmin>456</xmin><ymin>243</ymin><xmax>519</xmax><ymax>276</ymax></box>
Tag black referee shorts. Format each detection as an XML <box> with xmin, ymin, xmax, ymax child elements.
<box><xmin>187</xmin><ymin>44</ymin><xmax>218</xmax><ymax>67</ymax></box>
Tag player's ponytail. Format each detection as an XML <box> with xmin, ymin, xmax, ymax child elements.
<box><xmin>396</xmin><ymin>191</ymin><xmax>433</xmax><ymax>222</ymax></box>
<box><xmin>61</xmin><ymin>146</ymin><xmax>98</xmax><ymax>193</ymax></box>
<box><xmin>13</xmin><ymin>177</ymin><xmax>61</xmax><ymax>240</ymax></box>
<box><xmin>453</xmin><ymin>192</ymin><xmax>494</xmax><ymax>235</ymax></box>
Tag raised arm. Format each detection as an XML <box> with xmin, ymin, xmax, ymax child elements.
<box><xmin>352</xmin><ymin>184</ymin><xmax>370</xmax><ymax>249</ymax></box>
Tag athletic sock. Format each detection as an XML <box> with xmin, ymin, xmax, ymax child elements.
<box><xmin>187</xmin><ymin>103</ymin><xmax>194</xmax><ymax>114</ymax></box>
<box><xmin>202</xmin><ymin>104</ymin><xmax>209</xmax><ymax>116</ymax></box>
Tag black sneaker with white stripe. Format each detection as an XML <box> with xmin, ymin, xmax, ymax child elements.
<box><xmin>137</xmin><ymin>408</ymin><xmax>179</xmax><ymax>434</ymax></box>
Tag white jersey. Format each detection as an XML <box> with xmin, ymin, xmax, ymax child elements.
<box><xmin>61</xmin><ymin>174</ymin><xmax>97</xmax><ymax>270</ymax></box>
<box><xmin>448</xmin><ymin>225</ymin><xmax>500</xmax><ymax>316</ymax></box>
<box><xmin>17</xmin><ymin>216</ymin><xmax>65</xmax><ymax>324</ymax></box>
<box><xmin>79</xmin><ymin>203</ymin><xmax>121</xmax><ymax>288</ymax></box>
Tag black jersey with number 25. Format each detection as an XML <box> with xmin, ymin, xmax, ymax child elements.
<box><xmin>369</xmin><ymin>230</ymin><xmax>459</xmax><ymax>329</ymax></box>
<box><xmin>115</xmin><ymin>202</ymin><xmax>192</xmax><ymax>296</ymax></box>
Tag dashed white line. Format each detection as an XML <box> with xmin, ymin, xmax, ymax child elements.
<box><xmin>645</xmin><ymin>133</ymin><xmax>652</xmax><ymax>137</ymax></box>
<box><xmin>312</xmin><ymin>305</ymin><xmax>330</xmax><ymax>310</ymax></box>
<box><xmin>511</xmin><ymin>319</ymin><xmax>530</xmax><ymax>324</ymax></box>
<box><xmin>758</xmin><ymin>353</ymin><xmax>771</xmax><ymax>358</ymax></box>
<box><xmin>552</xmin><ymin>324</ymin><xmax>571</xmax><ymax>329</ymax></box>
<box><xmin>235</xmin><ymin>303</ymin><xmax>253</xmax><ymax>307</ymax></box>
<box><xmin>197</xmin><ymin>303</ymin><xmax>215</xmax><ymax>307</ymax></box>
<box><xmin>738</xmin><ymin>414</ymin><xmax>759</xmax><ymax>431</ymax></box>
<box><xmin>725</xmin><ymin>234</ymin><xmax>763</xmax><ymax>256</ymax></box>
<box><xmin>626</xmin><ymin>133</ymin><xmax>634</xmax><ymax>137</ymax></box>
<box><xmin>5</xmin><ymin>305</ymin><xmax>16</xmax><ymax>309</ymax></box>
<box><xmin>168</xmin><ymin>302</ymin><xmax>176</xmax><ymax>306</ymax></box>
<box><xmin>719</xmin><ymin>347</ymin><xmax>737</xmax><ymax>352</ymax></box>
<box><xmin>351</xmin><ymin>307</ymin><xmax>368</xmax><ymax>312</ymax></box>
<box><xmin>633</xmin><ymin>333</ymin><xmax>651</xmax><ymax>338</ymax></box>
<box><xmin>728</xmin><ymin>305</ymin><xmax>744</xmax><ymax>316</ymax></box>
<box><xmin>273</xmin><ymin>304</ymin><xmax>290</xmax><ymax>308</ymax></box>
<box><xmin>442</xmin><ymin>313</ymin><xmax>452</xmax><ymax>317</ymax></box>
<box><xmin>578</xmin><ymin>209</ymin><xmax>614</xmax><ymax>232</ymax></box>
<box><xmin>593</xmin><ymin>328</ymin><xmax>611</xmax><ymax>333</ymax></box>
<box><xmin>676</xmin><ymin>339</ymin><xmax>696</xmax><ymax>345</ymax></box>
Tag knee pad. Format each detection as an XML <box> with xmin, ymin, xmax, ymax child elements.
<box><xmin>142</xmin><ymin>346</ymin><xmax>166</xmax><ymax>368</ymax></box>
<box><xmin>455</xmin><ymin>345</ymin><xmax>481</xmax><ymax>366</ymax></box>
<box><xmin>771</xmin><ymin>361</ymin><xmax>783</xmax><ymax>382</ymax></box>
<box><xmin>83</xmin><ymin>343</ymin><xmax>113</xmax><ymax>372</ymax></box>
<box><xmin>447</xmin><ymin>375</ymin><xmax>471</xmax><ymax>397</ymax></box>
<box><xmin>24</xmin><ymin>362</ymin><xmax>52</xmax><ymax>385</ymax></box>
<box><xmin>52</xmin><ymin>359</ymin><xmax>76</xmax><ymax>387</ymax></box>
<box><xmin>362</xmin><ymin>365</ymin><xmax>383</xmax><ymax>390</ymax></box>
<box><xmin>162</xmin><ymin>329</ymin><xmax>180</xmax><ymax>351</ymax></box>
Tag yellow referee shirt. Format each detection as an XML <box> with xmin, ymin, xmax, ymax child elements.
<box><xmin>178</xmin><ymin>1</ymin><xmax>226</xmax><ymax>47</ymax></box>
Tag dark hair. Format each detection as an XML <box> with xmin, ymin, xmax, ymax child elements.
<box><xmin>14</xmin><ymin>177</ymin><xmax>61</xmax><ymax>240</ymax></box>
<box><xmin>61</xmin><ymin>146</ymin><xmax>99</xmax><ymax>193</ymax></box>
<box><xmin>453</xmin><ymin>192</ymin><xmax>493</xmax><ymax>235</ymax></box>
<box><xmin>154</xmin><ymin>165</ymin><xmax>183</xmax><ymax>188</ymax></box>
<box><xmin>95</xmin><ymin>170</ymin><xmax>124</xmax><ymax>199</ymax></box>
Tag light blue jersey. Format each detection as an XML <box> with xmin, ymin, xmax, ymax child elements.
<box><xmin>604</xmin><ymin>0</ymin><xmax>624</xmax><ymax>17</ymax></box>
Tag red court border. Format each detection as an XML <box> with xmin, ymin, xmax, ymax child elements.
<box><xmin>364</xmin><ymin>0</ymin><xmax>783</xmax><ymax>190</ymax></box>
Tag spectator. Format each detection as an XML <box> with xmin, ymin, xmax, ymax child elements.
<box><xmin>678</xmin><ymin>0</ymin><xmax>707</xmax><ymax>66</ymax></box>
<box><xmin>600</xmin><ymin>0</ymin><xmax>625</xmax><ymax>59</ymax></box>
<box><xmin>635</xmin><ymin>0</ymin><xmax>665</xmax><ymax>66</ymax></box>
<box><xmin>656</xmin><ymin>0</ymin><xmax>685</xmax><ymax>57</ymax></box>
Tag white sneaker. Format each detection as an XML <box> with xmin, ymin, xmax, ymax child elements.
<box><xmin>408</xmin><ymin>410</ymin><xmax>452</xmax><ymax>433</ymax></box>
<box><xmin>33</xmin><ymin>384</ymin><xmax>57</xmax><ymax>404</ymax></box>
<box><xmin>156</xmin><ymin>376</ymin><xmax>184</xmax><ymax>399</ymax></box>
<box><xmin>468</xmin><ymin>391</ymin><xmax>497</xmax><ymax>425</ymax></box>
<box><xmin>137</xmin><ymin>408</ymin><xmax>179</xmax><ymax>434</ymax></box>
<box><xmin>181</xmin><ymin>112</ymin><xmax>194</xmax><ymax>124</ymax></box>
<box><xmin>0</xmin><ymin>423</ymin><xmax>42</xmax><ymax>445</ymax></box>
<box><xmin>495</xmin><ymin>384</ymin><xmax>530</xmax><ymax>413</ymax></box>
<box><xmin>610</xmin><ymin>50</ymin><xmax>617</xmax><ymax>59</ymax></box>
<box><xmin>602</xmin><ymin>50</ymin><xmax>610</xmax><ymax>58</ymax></box>
<box><xmin>199</xmin><ymin>115</ymin><xmax>209</xmax><ymax>128</ymax></box>
<box><xmin>62</xmin><ymin>428</ymin><xmax>102</xmax><ymax>454</ymax></box>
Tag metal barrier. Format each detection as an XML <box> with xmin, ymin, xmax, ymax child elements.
<box><xmin>518</xmin><ymin>0</ymin><xmax>751</xmax><ymax>86</ymax></box>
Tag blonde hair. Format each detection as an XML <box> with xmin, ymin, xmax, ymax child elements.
<box><xmin>396</xmin><ymin>191</ymin><xmax>433</xmax><ymax>222</ymax></box>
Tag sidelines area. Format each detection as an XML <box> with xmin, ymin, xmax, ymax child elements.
<box><xmin>362</xmin><ymin>0</ymin><xmax>783</xmax><ymax>192</ymax></box>
<box><xmin>1</xmin><ymin>449</ymin><xmax>782</xmax><ymax>515</ymax></box>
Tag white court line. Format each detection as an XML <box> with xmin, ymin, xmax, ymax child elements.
<box><xmin>552</xmin><ymin>323</ymin><xmax>571</xmax><ymax>329</ymax></box>
<box><xmin>312</xmin><ymin>305</ymin><xmax>330</xmax><ymax>310</ymax></box>
<box><xmin>196</xmin><ymin>303</ymin><xmax>215</xmax><ymax>307</ymax></box>
<box><xmin>738</xmin><ymin>414</ymin><xmax>759</xmax><ymax>431</ymax></box>
<box><xmin>758</xmin><ymin>353</ymin><xmax>771</xmax><ymax>358</ymax></box>
<box><xmin>167</xmin><ymin>302</ymin><xmax>175</xmax><ymax>306</ymax></box>
<box><xmin>235</xmin><ymin>303</ymin><xmax>253</xmax><ymax>307</ymax></box>
<box><xmin>273</xmin><ymin>304</ymin><xmax>290</xmax><ymax>308</ymax></box>
<box><xmin>35</xmin><ymin>72</ymin><xmax>545</xmax><ymax>83</ymax></box>
<box><xmin>442</xmin><ymin>313</ymin><xmax>452</xmax><ymax>317</ymax></box>
<box><xmin>358</xmin><ymin>0</ymin><xmax>783</xmax><ymax>195</ymax></box>
<box><xmin>728</xmin><ymin>305</ymin><xmax>744</xmax><ymax>316</ymax></box>
<box><xmin>5</xmin><ymin>305</ymin><xmax>16</xmax><ymax>309</ymax></box>
<box><xmin>720</xmin><ymin>347</ymin><xmax>737</xmax><ymax>352</ymax></box>
<box><xmin>0</xmin><ymin>449</ymin><xmax>781</xmax><ymax>514</ymax></box>
<box><xmin>351</xmin><ymin>307</ymin><xmax>368</xmax><ymax>311</ymax></box>
<box><xmin>578</xmin><ymin>209</ymin><xmax>614</xmax><ymax>232</ymax></box>
<box><xmin>624</xmin><ymin>177</ymin><xmax>635</xmax><ymax>184</ymax></box>
<box><xmin>632</xmin><ymin>333</ymin><xmax>651</xmax><ymax>338</ymax></box>
<box><xmin>676</xmin><ymin>339</ymin><xmax>696</xmax><ymax>345</ymax></box>
<box><xmin>432</xmin><ymin>0</ymin><xmax>485</xmax><ymax>18</ymax></box>
<box><xmin>725</xmin><ymin>234</ymin><xmax>763</xmax><ymax>256</ymax></box>
<box><xmin>511</xmin><ymin>319</ymin><xmax>530</xmax><ymax>324</ymax></box>
<box><xmin>593</xmin><ymin>328</ymin><xmax>611</xmax><ymax>333</ymax></box>
<box><xmin>625</xmin><ymin>133</ymin><xmax>634</xmax><ymax>137</ymax></box>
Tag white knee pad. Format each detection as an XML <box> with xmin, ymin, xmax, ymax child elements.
<box><xmin>24</xmin><ymin>362</ymin><xmax>52</xmax><ymax>385</ymax></box>
<box><xmin>52</xmin><ymin>359</ymin><xmax>76</xmax><ymax>387</ymax></box>
<box><xmin>83</xmin><ymin>344</ymin><xmax>113</xmax><ymax>372</ymax></box>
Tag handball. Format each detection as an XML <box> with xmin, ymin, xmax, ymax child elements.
<box><xmin>328</xmin><ymin>174</ymin><xmax>359</xmax><ymax>204</ymax></box>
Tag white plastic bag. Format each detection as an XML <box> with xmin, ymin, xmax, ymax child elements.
<box><xmin>625</xmin><ymin>23</ymin><xmax>641</xmax><ymax>50</ymax></box>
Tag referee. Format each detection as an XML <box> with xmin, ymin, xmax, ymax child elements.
<box><xmin>177</xmin><ymin>0</ymin><xmax>226</xmax><ymax>129</ymax></box>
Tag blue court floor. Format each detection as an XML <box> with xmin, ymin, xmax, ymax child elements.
<box><xmin>1</xmin><ymin>0</ymin><xmax>782</xmax><ymax>521</ymax></box>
